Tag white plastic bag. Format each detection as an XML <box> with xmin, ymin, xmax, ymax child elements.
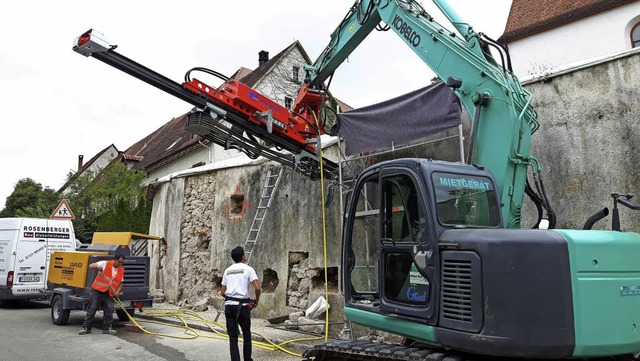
<box><xmin>305</xmin><ymin>296</ymin><xmax>330</xmax><ymax>319</ymax></box>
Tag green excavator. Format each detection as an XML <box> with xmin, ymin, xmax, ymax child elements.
<box><xmin>294</xmin><ymin>0</ymin><xmax>640</xmax><ymax>360</ymax></box>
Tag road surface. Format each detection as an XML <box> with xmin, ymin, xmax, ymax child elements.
<box><xmin>0</xmin><ymin>300</ymin><xmax>303</xmax><ymax>361</ymax></box>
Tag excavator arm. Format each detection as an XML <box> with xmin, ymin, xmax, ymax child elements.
<box><xmin>294</xmin><ymin>0</ymin><xmax>542</xmax><ymax>228</ymax></box>
<box><xmin>72</xmin><ymin>29</ymin><xmax>336</xmax><ymax>179</ymax></box>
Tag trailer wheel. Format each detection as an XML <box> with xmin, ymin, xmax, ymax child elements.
<box><xmin>51</xmin><ymin>294</ymin><xmax>70</xmax><ymax>325</ymax></box>
<box><xmin>116</xmin><ymin>308</ymin><xmax>134</xmax><ymax>321</ymax></box>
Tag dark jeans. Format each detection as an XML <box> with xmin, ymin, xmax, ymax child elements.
<box><xmin>82</xmin><ymin>289</ymin><xmax>114</xmax><ymax>330</ymax></box>
<box><xmin>225</xmin><ymin>304</ymin><xmax>252</xmax><ymax>361</ymax></box>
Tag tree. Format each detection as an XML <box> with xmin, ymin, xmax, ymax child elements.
<box><xmin>64</xmin><ymin>162</ymin><xmax>151</xmax><ymax>242</ymax></box>
<box><xmin>0</xmin><ymin>178</ymin><xmax>60</xmax><ymax>218</ymax></box>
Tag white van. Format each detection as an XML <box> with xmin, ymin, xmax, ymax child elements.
<box><xmin>0</xmin><ymin>218</ymin><xmax>76</xmax><ymax>301</ymax></box>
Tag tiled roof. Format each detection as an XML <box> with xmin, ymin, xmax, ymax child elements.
<box><xmin>121</xmin><ymin>113</ymin><xmax>202</xmax><ymax>172</ymax></box>
<box><xmin>230</xmin><ymin>67</ymin><xmax>252</xmax><ymax>81</ymax></box>
<box><xmin>334</xmin><ymin>98</ymin><xmax>353</xmax><ymax>112</ymax></box>
<box><xmin>499</xmin><ymin>0</ymin><xmax>636</xmax><ymax>43</ymax></box>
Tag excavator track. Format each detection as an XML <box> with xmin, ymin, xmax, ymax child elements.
<box><xmin>301</xmin><ymin>340</ymin><xmax>640</xmax><ymax>361</ymax></box>
<box><xmin>302</xmin><ymin>340</ymin><xmax>462</xmax><ymax>361</ymax></box>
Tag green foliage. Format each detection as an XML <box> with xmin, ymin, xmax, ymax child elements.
<box><xmin>97</xmin><ymin>196</ymin><xmax>152</xmax><ymax>234</ymax></box>
<box><xmin>0</xmin><ymin>163</ymin><xmax>153</xmax><ymax>243</ymax></box>
<box><xmin>73</xmin><ymin>215</ymin><xmax>99</xmax><ymax>244</ymax></box>
<box><xmin>65</xmin><ymin>162</ymin><xmax>151</xmax><ymax>242</ymax></box>
<box><xmin>0</xmin><ymin>178</ymin><xmax>60</xmax><ymax>218</ymax></box>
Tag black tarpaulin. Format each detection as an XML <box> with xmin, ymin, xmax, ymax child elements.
<box><xmin>336</xmin><ymin>81</ymin><xmax>461</xmax><ymax>156</ymax></box>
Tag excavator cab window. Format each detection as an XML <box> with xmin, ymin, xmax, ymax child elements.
<box><xmin>432</xmin><ymin>172</ymin><xmax>500</xmax><ymax>227</ymax></box>
<box><xmin>383</xmin><ymin>252</ymin><xmax>430</xmax><ymax>305</ymax></box>
<box><xmin>382</xmin><ymin>174</ymin><xmax>428</xmax><ymax>244</ymax></box>
<box><xmin>380</xmin><ymin>174</ymin><xmax>431</xmax><ymax>306</ymax></box>
<box><xmin>348</xmin><ymin>176</ymin><xmax>381</xmax><ymax>298</ymax></box>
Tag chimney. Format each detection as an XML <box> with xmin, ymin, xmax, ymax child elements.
<box><xmin>77</xmin><ymin>155</ymin><xmax>84</xmax><ymax>172</ymax></box>
<box><xmin>258</xmin><ymin>50</ymin><xmax>269</xmax><ymax>66</ymax></box>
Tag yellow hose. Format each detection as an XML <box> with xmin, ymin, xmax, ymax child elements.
<box><xmin>113</xmin><ymin>300</ymin><xmax>322</xmax><ymax>357</ymax></box>
<box><xmin>311</xmin><ymin>110</ymin><xmax>331</xmax><ymax>342</ymax></box>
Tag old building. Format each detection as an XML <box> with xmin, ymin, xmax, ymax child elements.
<box><xmin>58</xmin><ymin>144</ymin><xmax>120</xmax><ymax>194</ymax></box>
<box><xmin>498</xmin><ymin>0</ymin><xmax>640</xmax><ymax>228</ymax></box>
<box><xmin>499</xmin><ymin>0</ymin><xmax>640</xmax><ymax>77</ymax></box>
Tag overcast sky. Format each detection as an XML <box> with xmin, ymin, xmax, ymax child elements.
<box><xmin>0</xmin><ymin>0</ymin><xmax>511</xmax><ymax>210</ymax></box>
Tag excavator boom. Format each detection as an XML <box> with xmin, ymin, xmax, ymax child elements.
<box><xmin>293</xmin><ymin>0</ymin><xmax>540</xmax><ymax>228</ymax></box>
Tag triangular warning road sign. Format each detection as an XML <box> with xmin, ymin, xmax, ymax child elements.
<box><xmin>51</xmin><ymin>199</ymin><xmax>75</xmax><ymax>220</ymax></box>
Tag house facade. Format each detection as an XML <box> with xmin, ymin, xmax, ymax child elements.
<box><xmin>499</xmin><ymin>0</ymin><xmax>640</xmax><ymax>77</ymax></box>
<box><xmin>496</xmin><ymin>1</ymin><xmax>640</xmax><ymax>228</ymax></box>
<box><xmin>58</xmin><ymin>144</ymin><xmax>120</xmax><ymax>194</ymax></box>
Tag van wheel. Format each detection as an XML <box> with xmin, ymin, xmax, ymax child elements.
<box><xmin>116</xmin><ymin>308</ymin><xmax>134</xmax><ymax>321</ymax></box>
<box><xmin>51</xmin><ymin>295</ymin><xmax>70</xmax><ymax>325</ymax></box>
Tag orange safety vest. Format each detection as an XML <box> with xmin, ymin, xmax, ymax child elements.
<box><xmin>91</xmin><ymin>261</ymin><xmax>124</xmax><ymax>296</ymax></box>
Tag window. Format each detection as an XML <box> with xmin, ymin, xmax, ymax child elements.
<box><xmin>431</xmin><ymin>172</ymin><xmax>500</xmax><ymax>227</ymax></box>
<box><xmin>632</xmin><ymin>22</ymin><xmax>640</xmax><ymax>48</ymax></box>
<box><xmin>292</xmin><ymin>66</ymin><xmax>300</xmax><ymax>83</ymax></box>
<box><xmin>284</xmin><ymin>97</ymin><xmax>293</xmax><ymax>110</ymax></box>
<box><xmin>383</xmin><ymin>252</ymin><xmax>429</xmax><ymax>305</ymax></box>
<box><xmin>349</xmin><ymin>176</ymin><xmax>381</xmax><ymax>295</ymax></box>
<box><xmin>382</xmin><ymin>174</ymin><xmax>428</xmax><ymax>243</ymax></box>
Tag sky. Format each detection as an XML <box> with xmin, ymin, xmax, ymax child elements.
<box><xmin>0</xmin><ymin>0</ymin><xmax>511</xmax><ymax>210</ymax></box>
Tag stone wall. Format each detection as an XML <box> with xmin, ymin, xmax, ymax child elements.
<box><xmin>178</xmin><ymin>173</ymin><xmax>217</xmax><ymax>303</ymax></box>
<box><xmin>521</xmin><ymin>52</ymin><xmax>640</xmax><ymax>231</ymax></box>
<box><xmin>148</xmin><ymin>177</ymin><xmax>185</xmax><ymax>303</ymax></box>
<box><xmin>148</xmin><ymin>126</ymin><xmax>468</xmax><ymax>320</ymax></box>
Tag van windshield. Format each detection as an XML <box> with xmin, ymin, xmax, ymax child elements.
<box><xmin>431</xmin><ymin>172</ymin><xmax>500</xmax><ymax>227</ymax></box>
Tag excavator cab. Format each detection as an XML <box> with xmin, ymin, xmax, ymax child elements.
<box><xmin>337</xmin><ymin>158</ymin><xmax>640</xmax><ymax>360</ymax></box>
<box><xmin>342</xmin><ymin>158</ymin><xmax>500</xmax><ymax>328</ymax></box>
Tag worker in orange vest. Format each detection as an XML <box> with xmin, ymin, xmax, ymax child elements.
<box><xmin>79</xmin><ymin>254</ymin><xmax>125</xmax><ymax>335</ymax></box>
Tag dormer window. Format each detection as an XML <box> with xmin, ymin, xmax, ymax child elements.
<box><xmin>632</xmin><ymin>22</ymin><xmax>640</xmax><ymax>48</ymax></box>
<box><xmin>292</xmin><ymin>66</ymin><xmax>300</xmax><ymax>84</ymax></box>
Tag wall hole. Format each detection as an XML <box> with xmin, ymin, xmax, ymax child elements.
<box><xmin>263</xmin><ymin>268</ymin><xmax>279</xmax><ymax>293</ymax></box>
<box><xmin>229</xmin><ymin>193</ymin><xmax>245</xmax><ymax>216</ymax></box>
<box><xmin>212</xmin><ymin>274</ymin><xmax>223</xmax><ymax>291</ymax></box>
<box><xmin>311</xmin><ymin>267</ymin><xmax>339</xmax><ymax>291</ymax></box>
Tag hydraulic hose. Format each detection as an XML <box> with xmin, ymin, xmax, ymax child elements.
<box><xmin>525</xmin><ymin>180</ymin><xmax>543</xmax><ymax>229</ymax></box>
<box><xmin>583</xmin><ymin>207</ymin><xmax>609</xmax><ymax>230</ymax></box>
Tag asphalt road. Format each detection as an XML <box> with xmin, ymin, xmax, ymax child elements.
<box><xmin>0</xmin><ymin>300</ymin><xmax>302</xmax><ymax>361</ymax></box>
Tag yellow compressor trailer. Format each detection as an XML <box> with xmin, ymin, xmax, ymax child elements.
<box><xmin>46</xmin><ymin>232</ymin><xmax>160</xmax><ymax>325</ymax></box>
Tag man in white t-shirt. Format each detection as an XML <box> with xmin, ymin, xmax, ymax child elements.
<box><xmin>220</xmin><ymin>246</ymin><xmax>261</xmax><ymax>361</ymax></box>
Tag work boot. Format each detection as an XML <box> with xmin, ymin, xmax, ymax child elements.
<box><xmin>78</xmin><ymin>327</ymin><xmax>91</xmax><ymax>335</ymax></box>
<box><xmin>103</xmin><ymin>327</ymin><xmax>117</xmax><ymax>335</ymax></box>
